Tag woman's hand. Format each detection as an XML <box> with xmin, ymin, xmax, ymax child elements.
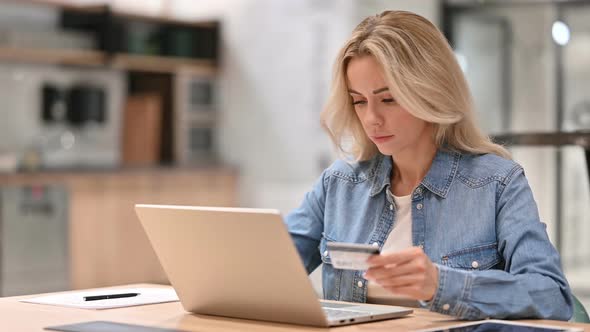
<box><xmin>364</xmin><ymin>246</ymin><xmax>439</xmax><ymax>301</ymax></box>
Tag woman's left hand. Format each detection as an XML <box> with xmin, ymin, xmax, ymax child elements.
<box><xmin>364</xmin><ymin>246</ymin><xmax>439</xmax><ymax>301</ymax></box>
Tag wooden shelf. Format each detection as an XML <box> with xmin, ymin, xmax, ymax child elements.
<box><xmin>0</xmin><ymin>46</ymin><xmax>106</xmax><ymax>67</ymax></box>
<box><xmin>111</xmin><ymin>53</ymin><xmax>217</xmax><ymax>75</ymax></box>
<box><xmin>0</xmin><ymin>165</ymin><xmax>235</xmax><ymax>185</ymax></box>
<box><xmin>0</xmin><ymin>47</ymin><xmax>216</xmax><ymax>74</ymax></box>
<box><xmin>112</xmin><ymin>11</ymin><xmax>218</xmax><ymax>29</ymax></box>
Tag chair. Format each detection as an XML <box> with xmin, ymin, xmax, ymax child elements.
<box><xmin>571</xmin><ymin>294</ymin><xmax>590</xmax><ymax>323</ymax></box>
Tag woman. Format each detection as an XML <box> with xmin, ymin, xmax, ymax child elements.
<box><xmin>285</xmin><ymin>10</ymin><xmax>573</xmax><ymax>320</ymax></box>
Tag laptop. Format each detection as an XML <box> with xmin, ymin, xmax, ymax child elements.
<box><xmin>135</xmin><ymin>204</ymin><xmax>413</xmax><ymax>327</ymax></box>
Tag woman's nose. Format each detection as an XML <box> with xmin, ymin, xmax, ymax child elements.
<box><xmin>364</xmin><ymin>102</ymin><xmax>383</xmax><ymax>127</ymax></box>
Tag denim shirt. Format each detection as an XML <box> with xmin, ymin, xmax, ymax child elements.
<box><xmin>285</xmin><ymin>149</ymin><xmax>573</xmax><ymax>320</ymax></box>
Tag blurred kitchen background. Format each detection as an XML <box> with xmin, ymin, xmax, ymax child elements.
<box><xmin>0</xmin><ymin>0</ymin><xmax>587</xmax><ymax>311</ymax></box>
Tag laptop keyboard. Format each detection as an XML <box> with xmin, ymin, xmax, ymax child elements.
<box><xmin>322</xmin><ymin>307</ymin><xmax>371</xmax><ymax>319</ymax></box>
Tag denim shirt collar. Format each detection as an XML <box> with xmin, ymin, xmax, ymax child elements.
<box><xmin>369</xmin><ymin>149</ymin><xmax>461</xmax><ymax>198</ymax></box>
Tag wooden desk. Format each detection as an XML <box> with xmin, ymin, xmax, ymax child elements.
<box><xmin>2</xmin><ymin>284</ymin><xmax>589</xmax><ymax>331</ymax></box>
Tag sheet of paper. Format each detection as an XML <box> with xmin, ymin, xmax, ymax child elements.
<box><xmin>20</xmin><ymin>287</ymin><xmax>179</xmax><ymax>310</ymax></box>
<box><xmin>45</xmin><ymin>321</ymin><xmax>188</xmax><ymax>332</ymax></box>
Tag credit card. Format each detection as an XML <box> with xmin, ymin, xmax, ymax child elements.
<box><xmin>326</xmin><ymin>242</ymin><xmax>380</xmax><ymax>270</ymax></box>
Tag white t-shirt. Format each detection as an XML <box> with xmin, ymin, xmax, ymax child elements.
<box><xmin>366</xmin><ymin>189</ymin><xmax>416</xmax><ymax>306</ymax></box>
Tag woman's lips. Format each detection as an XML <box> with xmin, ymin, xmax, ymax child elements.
<box><xmin>371</xmin><ymin>135</ymin><xmax>395</xmax><ymax>144</ymax></box>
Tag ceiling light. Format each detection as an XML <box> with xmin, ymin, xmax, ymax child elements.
<box><xmin>552</xmin><ymin>21</ymin><xmax>570</xmax><ymax>46</ymax></box>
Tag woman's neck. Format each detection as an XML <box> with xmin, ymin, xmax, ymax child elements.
<box><xmin>390</xmin><ymin>141</ymin><xmax>437</xmax><ymax>196</ymax></box>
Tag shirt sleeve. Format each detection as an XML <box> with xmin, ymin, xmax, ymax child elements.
<box><xmin>284</xmin><ymin>169</ymin><xmax>329</xmax><ymax>274</ymax></box>
<box><xmin>427</xmin><ymin>166</ymin><xmax>574</xmax><ymax>321</ymax></box>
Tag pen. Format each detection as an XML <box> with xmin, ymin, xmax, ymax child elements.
<box><xmin>83</xmin><ymin>292</ymin><xmax>140</xmax><ymax>301</ymax></box>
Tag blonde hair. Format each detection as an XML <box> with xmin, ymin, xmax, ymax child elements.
<box><xmin>320</xmin><ymin>10</ymin><xmax>510</xmax><ymax>160</ymax></box>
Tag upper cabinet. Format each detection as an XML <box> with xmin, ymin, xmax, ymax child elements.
<box><xmin>0</xmin><ymin>0</ymin><xmax>219</xmax><ymax>74</ymax></box>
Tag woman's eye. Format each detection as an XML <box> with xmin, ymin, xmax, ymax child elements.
<box><xmin>382</xmin><ymin>98</ymin><xmax>396</xmax><ymax>104</ymax></box>
<box><xmin>352</xmin><ymin>100</ymin><xmax>367</xmax><ymax>105</ymax></box>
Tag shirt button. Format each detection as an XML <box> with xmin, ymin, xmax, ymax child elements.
<box><xmin>442</xmin><ymin>303</ymin><xmax>450</xmax><ymax>311</ymax></box>
<box><xmin>471</xmin><ymin>261</ymin><xmax>479</xmax><ymax>269</ymax></box>
<box><xmin>372</xmin><ymin>242</ymin><xmax>379</xmax><ymax>247</ymax></box>
<box><xmin>415</xmin><ymin>187</ymin><xmax>422</xmax><ymax>195</ymax></box>
<box><xmin>357</xmin><ymin>281</ymin><xmax>364</xmax><ymax>288</ymax></box>
<box><xmin>416</xmin><ymin>203</ymin><xmax>423</xmax><ymax>210</ymax></box>
<box><xmin>323</xmin><ymin>250</ymin><xmax>329</xmax><ymax>257</ymax></box>
<box><xmin>389</xmin><ymin>204</ymin><xmax>393</xmax><ymax>210</ymax></box>
<box><xmin>419</xmin><ymin>244</ymin><xmax>424</xmax><ymax>249</ymax></box>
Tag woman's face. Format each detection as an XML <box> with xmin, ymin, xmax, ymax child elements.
<box><xmin>346</xmin><ymin>55</ymin><xmax>432</xmax><ymax>156</ymax></box>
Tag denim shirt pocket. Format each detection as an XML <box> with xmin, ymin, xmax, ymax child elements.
<box><xmin>318</xmin><ymin>233</ymin><xmax>342</xmax><ymax>300</ymax></box>
<box><xmin>441</xmin><ymin>242</ymin><xmax>502</xmax><ymax>271</ymax></box>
